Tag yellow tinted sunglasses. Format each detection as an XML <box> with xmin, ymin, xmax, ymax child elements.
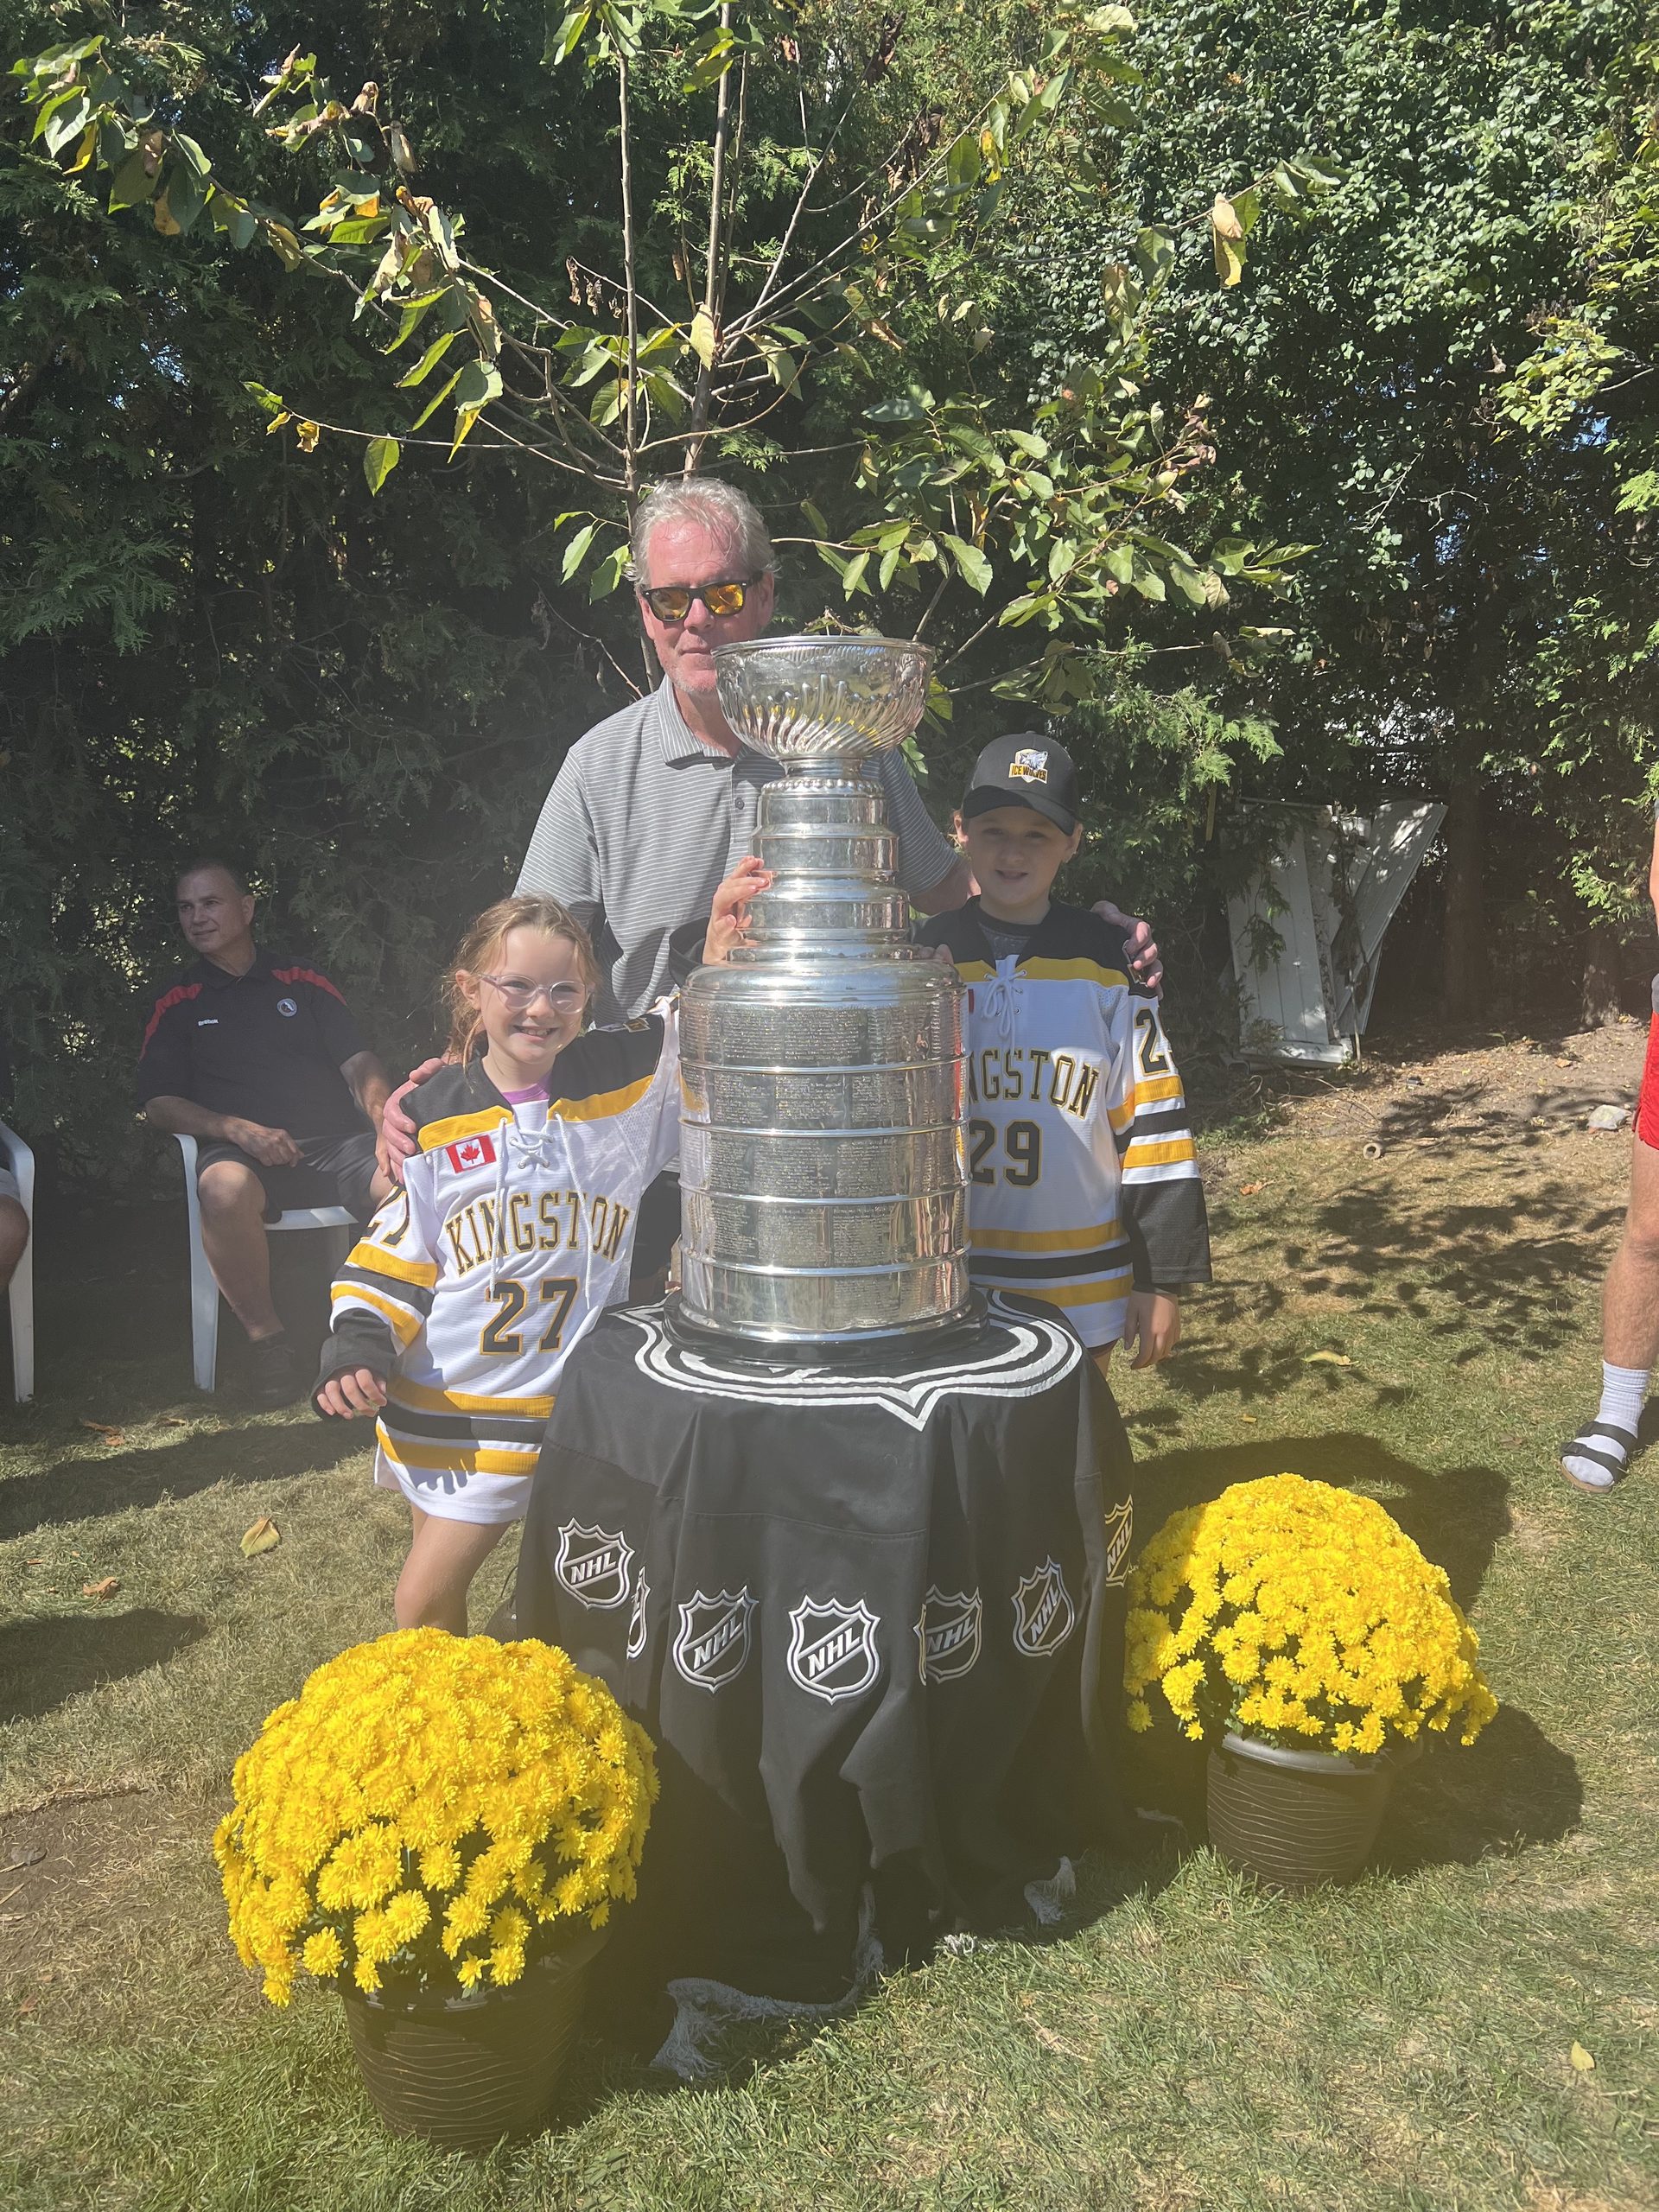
<box><xmin>639</xmin><ymin>577</ymin><xmax>754</xmax><ymax>621</ymax></box>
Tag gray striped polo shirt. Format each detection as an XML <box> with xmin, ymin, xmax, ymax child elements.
<box><xmin>517</xmin><ymin>677</ymin><xmax>957</xmax><ymax>1022</ymax></box>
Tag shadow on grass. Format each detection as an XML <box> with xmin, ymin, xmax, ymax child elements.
<box><xmin>0</xmin><ymin>1421</ymin><xmax>365</xmax><ymax>1542</ymax></box>
<box><xmin>0</xmin><ymin>1607</ymin><xmax>210</xmax><ymax>1723</ymax></box>
<box><xmin>1381</xmin><ymin>1704</ymin><xmax>1582</xmax><ymax>1871</ymax></box>
<box><xmin>1168</xmin><ymin>1159</ymin><xmax>1621</xmax><ymax>1406</ymax></box>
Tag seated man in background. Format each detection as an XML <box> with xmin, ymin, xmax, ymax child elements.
<box><xmin>137</xmin><ymin>859</ymin><xmax>393</xmax><ymax>1404</ymax></box>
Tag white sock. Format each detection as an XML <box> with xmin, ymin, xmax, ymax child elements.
<box><xmin>1595</xmin><ymin>1361</ymin><xmax>1649</xmax><ymax>1438</ymax></box>
<box><xmin>1562</xmin><ymin>1361</ymin><xmax>1649</xmax><ymax>1490</ymax></box>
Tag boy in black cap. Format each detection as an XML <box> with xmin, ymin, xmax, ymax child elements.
<box><xmin>915</xmin><ymin>734</ymin><xmax>1210</xmax><ymax>1370</ymax></box>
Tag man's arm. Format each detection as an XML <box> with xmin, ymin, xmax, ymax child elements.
<box><xmin>911</xmin><ymin>853</ymin><xmax>974</xmax><ymax>916</ymax></box>
<box><xmin>1648</xmin><ymin>811</ymin><xmax>1659</xmax><ymax>930</ymax></box>
<box><xmin>341</xmin><ymin>1050</ymin><xmax>391</xmax><ymax>1135</ymax></box>
<box><xmin>142</xmin><ymin>1095</ymin><xmax>302</xmax><ymax>1167</ymax></box>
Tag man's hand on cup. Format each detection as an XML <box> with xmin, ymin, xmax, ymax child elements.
<box><xmin>315</xmin><ymin>1367</ymin><xmax>388</xmax><ymax>1418</ymax></box>
<box><xmin>704</xmin><ymin>857</ymin><xmax>774</xmax><ymax>964</ymax></box>
<box><xmin>376</xmin><ymin>1058</ymin><xmax>448</xmax><ymax>1185</ymax></box>
<box><xmin>230</xmin><ymin>1120</ymin><xmax>303</xmax><ymax>1168</ymax></box>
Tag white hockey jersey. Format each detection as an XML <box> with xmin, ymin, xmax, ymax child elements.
<box><xmin>318</xmin><ymin>1007</ymin><xmax>680</xmax><ymax>1506</ymax></box>
<box><xmin>914</xmin><ymin>900</ymin><xmax>1211</xmax><ymax>1347</ymax></box>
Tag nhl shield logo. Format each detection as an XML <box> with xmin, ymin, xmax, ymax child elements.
<box><xmin>626</xmin><ymin>1576</ymin><xmax>650</xmax><ymax>1660</ymax></box>
<box><xmin>787</xmin><ymin>1596</ymin><xmax>881</xmax><ymax>1704</ymax></box>
<box><xmin>1102</xmin><ymin>1501</ymin><xmax>1133</xmax><ymax>1586</ymax></box>
<box><xmin>915</xmin><ymin>1586</ymin><xmax>982</xmax><ymax>1684</ymax></box>
<box><xmin>554</xmin><ymin>1521</ymin><xmax>633</xmax><ymax>1611</ymax></box>
<box><xmin>1012</xmin><ymin>1558</ymin><xmax>1076</xmax><ymax>1656</ymax></box>
<box><xmin>671</xmin><ymin>1588</ymin><xmax>755</xmax><ymax>1691</ymax></box>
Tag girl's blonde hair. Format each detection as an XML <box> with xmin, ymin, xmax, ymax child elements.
<box><xmin>443</xmin><ymin>895</ymin><xmax>600</xmax><ymax>1063</ymax></box>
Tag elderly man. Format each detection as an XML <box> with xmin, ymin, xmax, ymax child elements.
<box><xmin>138</xmin><ymin>860</ymin><xmax>394</xmax><ymax>1403</ymax></box>
<box><xmin>516</xmin><ymin>477</ymin><xmax>1159</xmax><ymax>1017</ymax></box>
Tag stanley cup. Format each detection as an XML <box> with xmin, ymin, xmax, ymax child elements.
<box><xmin>677</xmin><ymin>635</ymin><xmax>973</xmax><ymax>1342</ymax></box>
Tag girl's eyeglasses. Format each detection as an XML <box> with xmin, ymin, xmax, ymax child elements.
<box><xmin>639</xmin><ymin>578</ymin><xmax>753</xmax><ymax>622</ymax></box>
<box><xmin>476</xmin><ymin>976</ymin><xmax>587</xmax><ymax>1014</ymax></box>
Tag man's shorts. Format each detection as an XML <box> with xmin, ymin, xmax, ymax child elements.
<box><xmin>1638</xmin><ymin>972</ymin><xmax>1659</xmax><ymax>1153</ymax></box>
<box><xmin>195</xmin><ymin>1131</ymin><xmax>380</xmax><ymax>1223</ymax></box>
<box><xmin>0</xmin><ymin>1166</ymin><xmax>19</xmax><ymax>1207</ymax></box>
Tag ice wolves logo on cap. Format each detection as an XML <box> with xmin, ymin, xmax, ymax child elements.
<box><xmin>672</xmin><ymin>1588</ymin><xmax>755</xmax><ymax>1690</ymax></box>
<box><xmin>915</xmin><ymin>1586</ymin><xmax>982</xmax><ymax>1684</ymax></box>
<box><xmin>554</xmin><ymin>1521</ymin><xmax>633</xmax><ymax>1610</ymax></box>
<box><xmin>787</xmin><ymin>1596</ymin><xmax>880</xmax><ymax>1703</ymax></box>
<box><xmin>1007</xmin><ymin>747</ymin><xmax>1049</xmax><ymax>785</ymax></box>
<box><xmin>1011</xmin><ymin>1557</ymin><xmax>1076</xmax><ymax>1656</ymax></box>
<box><xmin>445</xmin><ymin>1132</ymin><xmax>497</xmax><ymax>1174</ymax></box>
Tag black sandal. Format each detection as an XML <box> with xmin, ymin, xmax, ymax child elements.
<box><xmin>1560</xmin><ymin>1420</ymin><xmax>1637</xmax><ymax>1493</ymax></box>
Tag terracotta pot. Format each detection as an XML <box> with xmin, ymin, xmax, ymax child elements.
<box><xmin>1205</xmin><ymin>1731</ymin><xmax>1420</xmax><ymax>1891</ymax></box>
<box><xmin>340</xmin><ymin>1923</ymin><xmax>606</xmax><ymax>2152</ymax></box>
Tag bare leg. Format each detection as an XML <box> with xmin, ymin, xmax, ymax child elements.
<box><xmin>196</xmin><ymin>1161</ymin><xmax>281</xmax><ymax>1340</ymax></box>
<box><xmin>1602</xmin><ymin>1136</ymin><xmax>1659</xmax><ymax>1370</ymax></box>
<box><xmin>0</xmin><ymin>1196</ymin><xmax>28</xmax><ymax>1296</ymax></box>
<box><xmin>1092</xmin><ymin>1343</ymin><xmax>1115</xmax><ymax>1378</ymax></box>
<box><xmin>395</xmin><ymin>1511</ymin><xmax>510</xmax><ymax>1633</ymax></box>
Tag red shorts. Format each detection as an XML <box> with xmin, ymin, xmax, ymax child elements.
<box><xmin>1639</xmin><ymin>1001</ymin><xmax>1659</xmax><ymax>1151</ymax></box>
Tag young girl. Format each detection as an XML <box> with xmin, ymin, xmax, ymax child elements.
<box><xmin>313</xmin><ymin>870</ymin><xmax>764</xmax><ymax>1631</ymax></box>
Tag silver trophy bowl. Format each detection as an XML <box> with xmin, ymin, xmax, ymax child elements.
<box><xmin>677</xmin><ymin>633</ymin><xmax>971</xmax><ymax>1344</ymax></box>
<box><xmin>713</xmin><ymin>634</ymin><xmax>933</xmax><ymax>766</ymax></box>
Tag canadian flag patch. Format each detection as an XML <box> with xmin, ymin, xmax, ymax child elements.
<box><xmin>446</xmin><ymin>1133</ymin><xmax>497</xmax><ymax>1173</ymax></box>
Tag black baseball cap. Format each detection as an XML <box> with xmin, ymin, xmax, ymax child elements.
<box><xmin>960</xmin><ymin>732</ymin><xmax>1081</xmax><ymax>833</ymax></box>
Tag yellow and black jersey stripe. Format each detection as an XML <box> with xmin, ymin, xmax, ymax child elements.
<box><xmin>406</xmin><ymin>1018</ymin><xmax>669</xmax><ymax>1152</ymax></box>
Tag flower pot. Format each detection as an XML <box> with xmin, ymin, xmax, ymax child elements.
<box><xmin>1205</xmin><ymin>1732</ymin><xmax>1420</xmax><ymax>1891</ymax></box>
<box><xmin>340</xmin><ymin>1923</ymin><xmax>607</xmax><ymax>2152</ymax></box>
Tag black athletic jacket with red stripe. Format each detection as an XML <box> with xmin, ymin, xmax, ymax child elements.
<box><xmin>136</xmin><ymin>945</ymin><xmax>369</xmax><ymax>1137</ymax></box>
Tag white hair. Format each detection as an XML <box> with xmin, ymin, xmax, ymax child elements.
<box><xmin>629</xmin><ymin>477</ymin><xmax>776</xmax><ymax>585</ymax></box>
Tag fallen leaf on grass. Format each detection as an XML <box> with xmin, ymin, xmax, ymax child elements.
<box><xmin>1306</xmin><ymin>1351</ymin><xmax>1352</xmax><ymax>1367</ymax></box>
<box><xmin>1569</xmin><ymin>2042</ymin><xmax>1596</xmax><ymax>2073</ymax></box>
<box><xmin>241</xmin><ymin>1516</ymin><xmax>281</xmax><ymax>1558</ymax></box>
<box><xmin>161</xmin><ymin>1414</ymin><xmax>189</xmax><ymax>1427</ymax></box>
<box><xmin>1238</xmin><ymin>1181</ymin><xmax>1266</xmax><ymax>1196</ymax></box>
<box><xmin>79</xmin><ymin>1419</ymin><xmax>124</xmax><ymax>1446</ymax></box>
<box><xmin>81</xmin><ymin>1577</ymin><xmax>120</xmax><ymax>1601</ymax></box>
<box><xmin>1239</xmin><ymin>1412</ymin><xmax>1257</xmax><ymax>1424</ymax></box>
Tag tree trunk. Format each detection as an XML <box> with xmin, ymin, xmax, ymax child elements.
<box><xmin>1580</xmin><ymin>932</ymin><xmax>1624</xmax><ymax>1029</ymax></box>
<box><xmin>1440</xmin><ymin>776</ymin><xmax>1489</xmax><ymax>1025</ymax></box>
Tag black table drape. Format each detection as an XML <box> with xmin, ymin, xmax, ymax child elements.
<box><xmin>516</xmin><ymin>1292</ymin><xmax>1136</xmax><ymax>2006</ymax></box>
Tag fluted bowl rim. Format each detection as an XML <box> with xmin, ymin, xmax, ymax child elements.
<box><xmin>713</xmin><ymin>633</ymin><xmax>933</xmax><ymax>760</ymax></box>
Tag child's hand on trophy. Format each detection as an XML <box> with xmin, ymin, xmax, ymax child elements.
<box><xmin>704</xmin><ymin>857</ymin><xmax>773</xmax><ymax>963</ymax></box>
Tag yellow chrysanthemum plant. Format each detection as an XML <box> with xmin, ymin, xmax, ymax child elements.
<box><xmin>214</xmin><ymin>1630</ymin><xmax>658</xmax><ymax>2006</ymax></box>
<box><xmin>1123</xmin><ymin>1475</ymin><xmax>1498</xmax><ymax>1759</ymax></box>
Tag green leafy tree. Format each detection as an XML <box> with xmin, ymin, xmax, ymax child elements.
<box><xmin>1013</xmin><ymin>0</ymin><xmax>1649</xmax><ymax>1020</ymax></box>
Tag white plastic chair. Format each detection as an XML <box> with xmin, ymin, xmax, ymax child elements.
<box><xmin>175</xmin><ymin>1133</ymin><xmax>355</xmax><ymax>1392</ymax></box>
<box><xmin>0</xmin><ymin>1122</ymin><xmax>35</xmax><ymax>1403</ymax></box>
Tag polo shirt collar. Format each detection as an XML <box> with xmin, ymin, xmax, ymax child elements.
<box><xmin>652</xmin><ymin>675</ymin><xmax>750</xmax><ymax>767</ymax></box>
<box><xmin>193</xmin><ymin>944</ymin><xmax>273</xmax><ymax>989</ymax></box>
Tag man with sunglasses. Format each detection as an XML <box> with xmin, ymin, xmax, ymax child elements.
<box><xmin>515</xmin><ymin>476</ymin><xmax>1161</xmax><ymax>1024</ymax></box>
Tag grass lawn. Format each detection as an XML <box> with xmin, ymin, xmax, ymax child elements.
<box><xmin>2</xmin><ymin>1044</ymin><xmax>1656</xmax><ymax>2210</ymax></box>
